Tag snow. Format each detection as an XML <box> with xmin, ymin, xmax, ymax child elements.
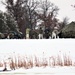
<box><xmin>11</xmin><ymin>66</ymin><xmax>75</xmax><ymax>74</ymax></box>
<box><xmin>0</xmin><ymin>39</ymin><xmax>75</xmax><ymax>59</ymax></box>
<box><xmin>0</xmin><ymin>39</ymin><xmax>75</xmax><ymax>75</ymax></box>
<box><xmin>0</xmin><ymin>66</ymin><xmax>75</xmax><ymax>75</ymax></box>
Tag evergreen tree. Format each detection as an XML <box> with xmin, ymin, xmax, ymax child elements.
<box><xmin>5</xmin><ymin>13</ymin><xmax>19</xmax><ymax>33</ymax></box>
<box><xmin>0</xmin><ymin>11</ymin><xmax>8</xmax><ymax>33</ymax></box>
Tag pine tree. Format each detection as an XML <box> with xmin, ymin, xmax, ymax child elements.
<box><xmin>5</xmin><ymin>13</ymin><xmax>19</xmax><ymax>32</ymax></box>
<box><xmin>0</xmin><ymin>11</ymin><xmax>8</xmax><ymax>33</ymax></box>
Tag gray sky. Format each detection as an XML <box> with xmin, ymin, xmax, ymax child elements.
<box><xmin>50</xmin><ymin>0</ymin><xmax>75</xmax><ymax>22</ymax></box>
<box><xmin>0</xmin><ymin>0</ymin><xmax>75</xmax><ymax>22</ymax></box>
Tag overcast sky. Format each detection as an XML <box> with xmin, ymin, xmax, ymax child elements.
<box><xmin>0</xmin><ymin>0</ymin><xmax>75</xmax><ymax>22</ymax></box>
<box><xmin>50</xmin><ymin>0</ymin><xmax>75</xmax><ymax>22</ymax></box>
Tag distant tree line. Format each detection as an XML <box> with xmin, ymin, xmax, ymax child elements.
<box><xmin>0</xmin><ymin>0</ymin><xmax>70</xmax><ymax>39</ymax></box>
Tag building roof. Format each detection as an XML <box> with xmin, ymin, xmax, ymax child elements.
<box><xmin>62</xmin><ymin>21</ymin><xmax>75</xmax><ymax>33</ymax></box>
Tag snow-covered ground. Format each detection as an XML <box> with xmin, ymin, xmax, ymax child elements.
<box><xmin>0</xmin><ymin>39</ymin><xmax>75</xmax><ymax>62</ymax></box>
<box><xmin>0</xmin><ymin>39</ymin><xmax>75</xmax><ymax>58</ymax></box>
<box><xmin>0</xmin><ymin>66</ymin><xmax>75</xmax><ymax>75</ymax></box>
<box><xmin>0</xmin><ymin>39</ymin><xmax>75</xmax><ymax>75</ymax></box>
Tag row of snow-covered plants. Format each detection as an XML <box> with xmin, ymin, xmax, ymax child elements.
<box><xmin>0</xmin><ymin>52</ymin><xmax>75</xmax><ymax>71</ymax></box>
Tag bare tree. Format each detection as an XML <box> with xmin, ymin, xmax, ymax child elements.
<box><xmin>59</xmin><ymin>17</ymin><xmax>69</xmax><ymax>30</ymax></box>
<box><xmin>3</xmin><ymin>0</ymin><xmax>39</xmax><ymax>37</ymax></box>
<box><xmin>24</xmin><ymin>0</ymin><xmax>39</xmax><ymax>30</ymax></box>
<box><xmin>36</xmin><ymin>0</ymin><xmax>59</xmax><ymax>30</ymax></box>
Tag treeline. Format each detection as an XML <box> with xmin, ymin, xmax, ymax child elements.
<box><xmin>0</xmin><ymin>0</ymin><xmax>69</xmax><ymax>39</ymax></box>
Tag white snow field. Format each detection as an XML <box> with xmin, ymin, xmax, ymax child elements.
<box><xmin>0</xmin><ymin>39</ymin><xmax>75</xmax><ymax>75</ymax></box>
<box><xmin>0</xmin><ymin>66</ymin><xmax>75</xmax><ymax>75</ymax></box>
